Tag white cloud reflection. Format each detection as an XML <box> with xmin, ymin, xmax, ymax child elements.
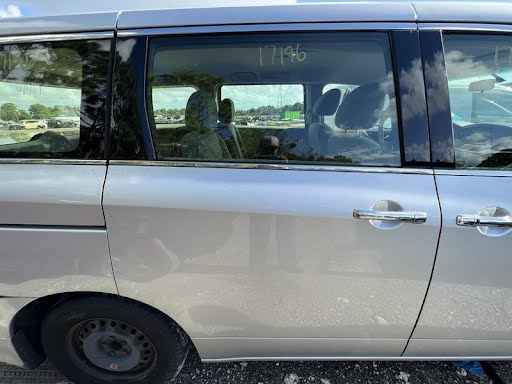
<box><xmin>0</xmin><ymin>5</ymin><xmax>21</xmax><ymax>17</ymax></box>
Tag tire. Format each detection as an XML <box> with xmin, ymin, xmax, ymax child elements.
<box><xmin>41</xmin><ymin>295</ymin><xmax>190</xmax><ymax>384</ymax></box>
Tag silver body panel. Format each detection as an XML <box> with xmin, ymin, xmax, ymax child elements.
<box><xmin>0</xmin><ymin>13</ymin><xmax>117</xmax><ymax>36</ymax></box>
<box><xmin>0</xmin><ymin>164</ymin><xmax>105</xmax><ymax>226</ymax></box>
<box><xmin>7</xmin><ymin>1</ymin><xmax>511</xmax><ymax>33</ymax></box>
<box><xmin>103</xmin><ymin>165</ymin><xmax>440</xmax><ymax>358</ymax></box>
<box><xmin>0</xmin><ymin>226</ymin><xmax>116</xmax><ymax>297</ymax></box>
<box><xmin>196</xmin><ymin>338</ymin><xmax>407</xmax><ymax>361</ymax></box>
<box><xmin>117</xmin><ymin>3</ymin><xmax>415</xmax><ymax>30</ymax></box>
<box><xmin>0</xmin><ymin>163</ymin><xmax>115</xmax><ymax>367</ymax></box>
<box><xmin>414</xmin><ymin>1</ymin><xmax>512</xmax><ymax>24</ymax></box>
<box><xmin>411</xmin><ymin>173</ymin><xmax>512</xmax><ymax>343</ymax></box>
<box><xmin>0</xmin><ymin>164</ymin><xmax>115</xmax><ymax>297</ymax></box>
<box><xmin>0</xmin><ymin>1</ymin><xmax>511</xmax><ymax>36</ymax></box>
<box><xmin>405</xmin><ymin>339</ymin><xmax>512</xmax><ymax>359</ymax></box>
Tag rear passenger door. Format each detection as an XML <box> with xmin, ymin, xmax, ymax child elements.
<box><xmin>104</xmin><ymin>26</ymin><xmax>440</xmax><ymax>358</ymax></box>
<box><xmin>407</xmin><ymin>27</ymin><xmax>512</xmax><ymax>357</ymax></box>
<box><xmin>0</xmin><ymin>34</ymin><xmax>116</xmax><ymax>297</ymax></box>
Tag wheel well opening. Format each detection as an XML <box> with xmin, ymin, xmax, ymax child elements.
<box><xmin>11</xmin><ymin>292</ymin><xmax>102</xmax><ymax>369</ymax></box>
<box><xmin>10</xmin><ymin>292</ymin><xmax>194</xmax><ymax>370</ymax></box>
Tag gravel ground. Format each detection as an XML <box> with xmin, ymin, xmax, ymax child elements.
<box><xmin>0</xmin><ymin>347</ymin><xmax>508</xmax><ymax>384</ymax></box>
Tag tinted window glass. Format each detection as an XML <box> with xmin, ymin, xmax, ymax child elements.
<box><xmin>444</xmin><ymin>34</ymin><xmax>512</xmax><ymax>169</ymax></box>
<box><xmin>0</xmin><ymin>39</ymin><xmax>110</xmax><ymax>159</ymax></box>
<box><xmin>148</xmin><ymin>33</ymin><xmax>400</xmax><ymax>166</ymax></box>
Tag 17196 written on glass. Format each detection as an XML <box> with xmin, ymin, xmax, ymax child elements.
<box><xmin>258</xmin><ymin>44</ymin><xmax>307</xmax><ymax>66</ymax></box>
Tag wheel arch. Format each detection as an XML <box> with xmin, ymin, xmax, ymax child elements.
<box><xmin>10</xmin><ymin>291</ymin><xmax>195</xmax><ymax>369</ymax></box>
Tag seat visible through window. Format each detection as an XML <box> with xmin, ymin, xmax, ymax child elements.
<box><xmin>328</xmin><ymin>82</ymin><xmax>384</xmax><ymax>161</ymax></box>
<box><xmin>180</xmin><ymin>91</ymin><xmax>232</xmax><ymax>160</ymax></box>
<box><xmin>309</xmin><ymin>88</ymin><xmax>341</xmax><ymax>156</ymax></box>
<box><xmin>217</xmin><ymin>98</ymin><xmax>246</xmax><ymax>159</ymax></box>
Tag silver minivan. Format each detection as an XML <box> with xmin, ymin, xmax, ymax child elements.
<box><xmin>0</xmin><ymin>1</ymin><xmax>511</xmax><ymax>383</ymax></box>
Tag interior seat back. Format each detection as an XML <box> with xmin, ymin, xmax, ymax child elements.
<box><xmin>308</xmin><ymin>88</ymin><xmax>341</xmax><ymax>156</ymax></box>
<box><xmin>180</xmin><ymin>91</ymin><xmax>231</xmax><ymax>160</ymax></box>
<box><xmin>217</xmin><ymin>98</ymin><xmax>246</xmax><ymax>158</ymax></box>
<box><xmin>328</xmin><ymin>83</ymin><xmax>385</xmax><ymax>160</ymax></box>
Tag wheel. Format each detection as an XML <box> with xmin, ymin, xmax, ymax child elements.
<box><xmin>41</xmin><ymin>295</ymin><xmax>190</xmax><ymax>384</ymax></box>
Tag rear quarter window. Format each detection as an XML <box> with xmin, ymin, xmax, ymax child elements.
<box><xmin>0</xmin><ymin>39</ymin><xmax>111</xmax><ymax>159</ymax></box>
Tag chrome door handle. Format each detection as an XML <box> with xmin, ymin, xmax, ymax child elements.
<box><xmin>353</xmin><ymin>209</ymin><xmax>427</xmax><ymax>224</ymax></box>
<box><xmin>456</xmin><ymin>214</ymin><xmax>512</xmax><ymax>228</ymax></box>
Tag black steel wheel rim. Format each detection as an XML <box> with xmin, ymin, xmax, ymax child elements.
<box><xmin>67</xmin><ymin>318</ymin><xmax>157</xmax><ymax>379</ymax></box>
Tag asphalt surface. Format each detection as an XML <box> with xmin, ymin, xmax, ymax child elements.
<box><xmin>0</xmin><ymin>348</ymin><xmax>510</xmax><ymax>384</ymax></box>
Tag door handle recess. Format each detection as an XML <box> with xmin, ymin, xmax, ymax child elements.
<box><xmin>353</xmin><ymin>209</ymin><xmax>427</xmax><ymax>224</ymax></box>
<box><xmin>456</xmin><ymin>214</ymin><xmax>512</xmax><ymax>228</ymax></box>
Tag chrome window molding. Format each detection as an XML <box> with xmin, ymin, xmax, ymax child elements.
<box><xmin>0</xmin><ymin>31</ymin><xmax>113</xmax><ymax>44</ymax></box>
<box><xmin>109</xmin><ymin>160</ymin><xmax>433</xmax><ymax>175</ymax></box>
<box><xmin>117</xmin><ymin>22</ymin><xmax>418</xmax><ymax>38</ymax></box>
<box><xmin>0</xmin><ymin>159</ymin><xmax>106</xmax><ymax>165</ymax></box>
<box><xmin>435</xmin><ymin>169</ymin><xmax>512</xmax><ymax>178</ymax></box>
<box><xmin>419</xmin><ymin>23</ymin><xmax>512</xmax><ymax>32</ymax></box>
